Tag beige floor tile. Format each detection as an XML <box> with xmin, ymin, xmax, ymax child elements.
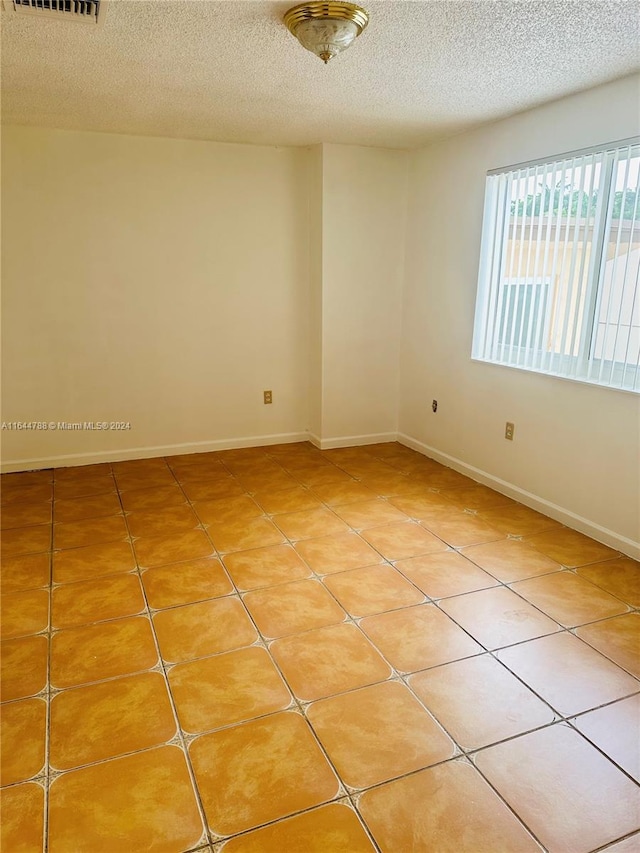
<box><xmin>576</xmin><ymin>613</ymin><xmax>640</xmax><ymax>678</ymax></box>
<box><xmin>48</xmin><ymin>746</ymin><xmax>204</xmax><ymax>852</ymax></box>
<box><xmin>54</xmin><ymin>476</ymin><xmax>115</xmax><ymax>501</ymax></box>
<box><xmin>154</xmin><ymin>596</ymin><xmax>257</xmax><ymax>663</ymax></box>
<box><xmin>254</xmin><ymin>485</ymin><xmax>323</xmax><ymax>514</ymax></box>
<box><xmin>4</xmin><ymin>470</ymin><xmax>52</xmax><ymax>487</ymax></box>
<box><xmin>236</xmin><ymin>470</ymin><xmax>299</xmax><ymax>493</ymax></box>
<box><xmin>476</xmin><ymin>724</ymin><xmax>640</xmax><ymax>853</ymax></box>
<box><xmin>439</xmin><ymin>587</ymin><xmax>561</xmax><ymax>649</ymax></box>
<box><xmin>142</xmin><ymin>556</ymin><xmax>233</xmax><ymax>609</ymax></box>
<box><xmin>394</xmin><ymin>551</ymin><xmax>498</xmax><ymax>599</ymax></box>
<box><xmin>53</xmin><ymin>515</ymin><xmax>127</xmax><ymax>549</ymax></box>
<box><xmin>322</xmin><ymin>564</ymin><xmax>425</xmax><ymax>617</ymax></box>
<box><xmin>1</xmin><ymin>483</ymin><xmax>53</xmax><ymax>505</ymax></box>
<box><xmin>1</xmin><ymin>553</ymin><xmax>50</xmax><ymax>593</ymax></box>
<box><xmin>50</xmin><ymin>616</ymin><xmax>158</xmax><ymax>688</ymax></box>
<box><xmin>420</xmin><ymin>509</ymin><xmax>505</xmax><ymax>548</ymax></box>
<box><xmin>207</xmin><ymin>517</ymin><xmax>285</xmax><ymax>553</ymax></box>
<box><xmin>294</xmin><ymin>466</ymin><xmax>355</xmax><ymax>488</ymax></box>
<box><xmin>119</xmin><ymin>484</ymin><xmax>186</xmax><ymax>511</ymax></box>
<box><xmin>577</xmin><ymin>557</ymin><xmax>640</xmax><ymax>608</ymax></box>
<box><xmin>309</xmin><ymin>481</ymin><xmax>379</xmax><ymax>506</ymax></box>
<box><xmin>55</xmin><ymin>464</ymin><xmax>112</xmax><ymax>481</ymax></box>
<box><xmin>271</xmin><ymin>623</ymin><xmax>391</xmax><ymax>701</ymax></box>
<box><xmin>360</xmin><ymin>521</ymin><xmax>449</xmax><ymax>560</ymax></box>
<box><xmin>1</xmin><ymin>588</ymin><xmax>49</xmax><ymax>639</ymax></box>
<box><xmin>113</xmin><ymin>469</ymin><xmax>178</xmax><ymax>491</ymax></box>
<box><xmin>50</xmin><ymin>672</ymin><xmax>176</xmax><ymax>770</ymax></box>
<box><xmin>411</xmin><ymin>468</ymin><xmax>475</xmax><ymax>490</ymax></box>
<box><xmin>0</xmin><ymin>634</ymin><xmax>48</xmax><ymax>701</ymax></box>
<box><xmin>190</xmin><ymin>711</ymin><xmax>339</xmax><ymax>836</ymax></box>
<box><xmin>511</xmin><ymin>571</ymin><xmax>629</xmax><ymax>627</ymax></box>
<box><xmin>525</xmin><ymin>528</ymin><xmax>619</xmax><ymax>567</ymax></box>
<box><xmin>359</xmin><ymin>604</ymin><xmax>483</xmax><ymax>673</ymax></box>
<box><xmin>294</xmin><ymin>532</ymin><xmax>383</xmax><ymax>575</ymax></box>
<box><xmin>133</xmin><ymin>528</ymin><xmax>214</xmax><ymax>568</ymax></box>
<box><xmin>359</xmin><ymin>760</ymin><xmax>540</xmax><ymax>852</ymax></box>
<box><xmin>53</xmin><ymin>493</ymin><xmax>122</xmax><ymax>523</ymax></box>
<box><xmin>51</xmin><ymin>573</ymin><xmax>144</xmax><ymax>629</ymax></box>
<box><xmin>333</xmin><ymin>499</ymin><xmax>410</xmax><ymax>529</ymax></box>
<box><xmin>461</xmin><ymin>538</ymin><xmax>562</xmax><ymax>582</ymax></box>
<box><xmin>125</xmin><ymin>505</ymin><xmax>200</xmax><ymax>538</ymax></box>
<box><xmin>358</xmin><ymin>472</ymin><xmax>421</xmax><ymax>496</ymax></box>
<box><xmin>497</xmin><ymin>632</ymin><xmax>640</xmax><ymax>716</ymax></box>
<box><xmin>387</xmin><ymin>491</ymin><xmax>466</xmax><ymax>520</ymax></box>
<box><xmin>223</xmin><ymin>544</ymin><xmax>312</xmax><ymax>590</ymax></box>
<box><xmin>439</xmin><ymin>484</ymin><xmax>515</xmax><ymax>511</ymax></box>
<box><xmin>307</xmin><ymin>681</ymin><xmax>454</xmax><ymax>788</ymax></box>
<box><xmin>410</xmin><ymin>654</ymin><xmax>555</xmax><ymax>749</ymax></box>
<box><xmin>571</xmin><ymin>694</ymin><xmax>640</xmax><ymax>781</ymax></box>
<box><xmin>0</xmin><ymin>782</ymin><xmax>45</xmax><ymax>853</ymax></box>
<box><xmin>1</xmin><ymin>525</ymin><xmax>51</xmax><ymax>557</ymax></box>
<box><xmin>194</xmin><ymin>495</ymin><xmax>264</xmax><ymax>526</ymax></box>
<box><xmin>478</xmin><ymin>504</ymin><xmax>561</xmax><ymax>536</ymax></box>
<box><xmin>182</xmin><ymin>477</ymin><xmax>246</xmax><ymax>502</ymax></box>
<box><xmin>221</xmin><ymin>803</ymin><xmax>375</xmax><ymax>853</ymax></box>
<box><xmin>244</xmin><ymin>579</ymin><xmax>346</xmax><ymax>637</ymax></box>
<box><xmin>112</xmin><ymin>458</ymin><xmax>172</xmax><ymax>476</ymax></box>
<box><xmin>273</xmin><ymin>507</ymin><xmax>350</xmax><ymax>541</ymax></box>
<box><xmin>168</xmin><ymin>646</ymin><xmax>291</xmax><ymax>733</ymax></box>
<box><xmin>0</xmin><ymin>697</ymin><xmax>46</xmax><ymax>785</ymax></box>
<box><xmin>1</xmin><ymin>500</ymin><xmax>52</xmax><ymax>530</ymax></box>
<box><xmin>53</xmin><ymin>540</ymin><xmax>136</xmax><ymax>584</ymax></box>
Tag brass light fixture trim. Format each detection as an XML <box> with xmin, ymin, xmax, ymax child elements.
<box><xmin>284</xmin><ymin>2</ymin><xmax>369</xmax><ymax>64</ymax></box>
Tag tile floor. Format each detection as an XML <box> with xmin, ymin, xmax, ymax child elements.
<box><xmin>1</xmin><ymin>441</ymin><xmax>639</xmax><ymax>852</ymax></box>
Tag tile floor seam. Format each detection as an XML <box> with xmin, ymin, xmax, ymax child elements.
<box><xmin>464</xmin><ymin>756</ymin><xmax>551</xmax><ymax>852</ymax></box>
<box><xmin>562</xmin><ymin>716</ymin><xmax>640</xmax><ymax>789</ymax></box>
<box><xmin>588</xmin><ymin>829</ymin><xmax>640</xmax><ymax>852</ymax></box>
<box><xmin>162</xmin><ymin>458</ymin><xmax>441</xmax><ymax>843</ymax></box>
<box><xmin>150</xmin><ymin>463</ymin><xmax>357</xmax><ymax>844</ymax></box>
<box><xmin>566</xmin><ymin>625</ymin><xmax>640</xmax><ymax>681</ymax></box>
<box><xmin>115</xmin><ymin>478</ymin><xmax>214</xmax><ymax>851</ymax></box>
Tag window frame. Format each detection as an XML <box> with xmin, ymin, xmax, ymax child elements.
<box><xmin>472</xmin><ymin>136</ymin><xmax>640</xmax><ymax>394</ymax></box>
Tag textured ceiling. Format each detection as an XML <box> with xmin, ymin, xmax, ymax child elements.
<box><xmin>2</xmin><ymin>0</ymin><xmax>639</xmax><ymax>149</ymax></box>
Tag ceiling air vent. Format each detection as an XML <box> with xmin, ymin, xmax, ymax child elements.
<box><xmin>10</xmin><ymin>0</ymin><xmax>101</xmax><ymax>23</ymax></box>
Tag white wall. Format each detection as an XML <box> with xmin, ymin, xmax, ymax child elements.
<box><xmin>1</xmin><ymin>126</ymin><xmax>310</xmax><ymax>467</ymax></box>
<box><xmin>399</xmin><ymin>74</ymin><xmax>640</xmax><ymax>547</ymax></box>
<box><xmin>317</xmin><ymin>143</ymin><xmax>407</xmax><ymax>445</ymax></box>
<box><xmin>307</xmin><ymin>144</ymin><xmax>324</xmax><ymax>442</ymax></box>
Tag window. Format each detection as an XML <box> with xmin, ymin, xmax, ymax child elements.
<box><xmin>472</xmin><ymin>138</ymin><xmax>640</xmax><ymax>392</ymax></box>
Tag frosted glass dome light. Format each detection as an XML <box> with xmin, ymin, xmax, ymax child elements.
<box><xmin>284</xmin><ymin>3</ymin><xmax>369</xmax><ymax>64</ymax></box>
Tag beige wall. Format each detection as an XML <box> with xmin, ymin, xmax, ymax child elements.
<box><xmin>1</xmin><ymin>130</ymin><xmax>407</xmax><ymax>466</ymax></box>
<box><xmin>315</xmin><ymin>143</ymin><xmax>407</xmax><ymax>446</ymax></box>
<box><xmin>399</xmin><ymin>73</ymin><xmax>640</xmax><ymax>548</ymax></box>
<box><xmin>1</xmin><ymin>126</ymin><xmax>310</xmax><ymax>467</ymax></box>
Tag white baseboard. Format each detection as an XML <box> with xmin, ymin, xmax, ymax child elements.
<box><xmin>398</xmin><ymin>432</ymin><xmax>640</xmax><ymax>561</ymax></box>
<box><xmin>0</xmin><ymin>432</ymin><xmax>309</xmax><ymax>473</ymax></box>
<box><xmin>308</xmin><ymin>431</ymin><xmax>398</xmax><ymax>451</ymax></box>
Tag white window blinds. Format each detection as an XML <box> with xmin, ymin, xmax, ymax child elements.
<box><xmin>472</xmin><ymin>139</ymin><xmax>640</xmax><ymax>392</ymax></box>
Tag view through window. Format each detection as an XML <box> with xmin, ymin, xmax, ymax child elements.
<box><xmin>472</xmin><ymin>139</ymin><xmax>640</xmax><ymax>392</ymax></box>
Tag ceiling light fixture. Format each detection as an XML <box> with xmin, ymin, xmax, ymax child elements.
<box><xmin>284</xmin><ymin>2</ymin><xmax>369</xmax><ymax>64</ymax></box>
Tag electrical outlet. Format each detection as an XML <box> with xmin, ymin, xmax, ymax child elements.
<box><xmin>432</xmin><ymin>400</ymin><xmax>438</xmax><ymax>413</ymax></box>
<box><xmin>264</xmin><ymin>390</ymin><xmax>273</xmax><ymax>405</ymax></box>
<box><xmin>505</xmin><ymin>422</ymin><xmax>514</xmax><ymax>440</ymax></box>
